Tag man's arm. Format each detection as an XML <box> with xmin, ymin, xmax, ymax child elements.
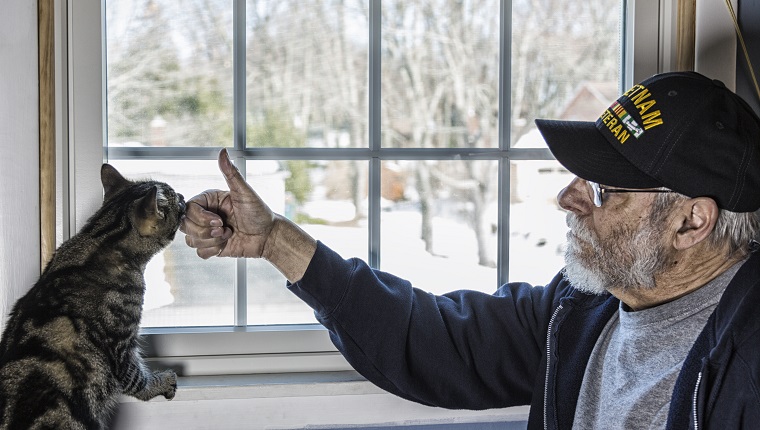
<box><xmin>263</xmin><ymin>214</ymin><xmax>316</xmax><ymax>282</ymax></box>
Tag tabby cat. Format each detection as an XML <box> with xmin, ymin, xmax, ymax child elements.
<box><xmin>0</xmin><ymin>164</ymin><xmax>185</xmax><ymax>430</ymax></box>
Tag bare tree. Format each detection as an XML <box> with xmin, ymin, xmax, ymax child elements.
<box><xmin>108</xmin><ymin>0</ymin><xmax>619</xmax><ymax>266</ymax></box>
<box><xmin>107</xmin><ymin>0</ymin><xmax>233</xmax><ymax>147</ymax></box>
<box><xmin>380</xmin><ymin>0</ymin><xmax>500</xmax><ymax>263</ymax></box>
<box><xmin>246</xmin><ymin>0</ymin><xmax>370</xmax><ymax>216</ymax></box>
<box><xmin>510</xmin><ymin>0</ymin><xmax>620</xmax><ymax>141</ymax></box>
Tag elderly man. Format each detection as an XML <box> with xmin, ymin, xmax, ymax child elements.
<box><xmin>181</xmin><ymin>71</ymin><xmax>760</xmax><ymax>429</ymax></box>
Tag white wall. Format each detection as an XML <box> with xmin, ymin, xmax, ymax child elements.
<box><xmin>695</xmin><ymin>0</ymin><xmax>737</xmax><ymax>88</ymax></box>
<box><xmin>0</xmin><ymin>1</ymin><xmax>40</xmax><ymax>332</ymax></box>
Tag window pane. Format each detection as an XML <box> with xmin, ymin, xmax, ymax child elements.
<box><xmin>510</xmin><ymin>0</ymin><xmax>621</xmax><ymax>147</ymax></box>
<box><xmin>246</xmin><ymin>0</ymin><xmax>369</xmax><ymax>149</ymax></box>
<box><xmin>381</xmin><ymin>0</ymin><xmax>500</xmax><ymax>149</ymax></box>
<box><xmin>106</xmin><ymin>0</ymin><xmax>234</xmax><ymax>148</ymax></box>
<box><xmin>107</xmin><ymin>160</ymin><xmax>236</xmax><ymax>327</ymax></box>
<box><xmin>508</xmin><ymin>160</ymin><xmax>569</xmax><ymax>286</ymax></box>
<box><xmin>246</xmin><ymin>160</ymin><xmax>368</xmax><ymax>325</ymax></box>
<box><xmin>100</xmin><ymin>0</ymin><xmax>626</xmax><ymax>331</ymax></box>
<box><xmin>381</xmin><ymin>160</ymin><xmax>498</xmax><ymax>294</ymax></box>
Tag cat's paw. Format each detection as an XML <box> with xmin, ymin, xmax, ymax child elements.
<box><xmin>154</xmin><ymin>369</ymin><xmax>177</xmax><ymax>400</ymax></box>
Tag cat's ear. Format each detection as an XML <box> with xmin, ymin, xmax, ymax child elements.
<box><xmin>135</xmin><ymin>186</ymin><xmax>164</xmax><ymax>236</ymax></box>
<box><xmin>101</xmin><ymin>164</ymin><xmax>131</xmax><ymax>200</ymax></box>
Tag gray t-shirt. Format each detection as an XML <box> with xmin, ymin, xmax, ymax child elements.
<box><xmin>572</xmin><ymin>261</ymin><xmax>745</xmax><ymax>429</ymax></box>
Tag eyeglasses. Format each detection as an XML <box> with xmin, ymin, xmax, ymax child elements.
<box><xmin>588</xmin><ymin>181</ymin><xmax>675</xmax><ymax>207</ymax></box>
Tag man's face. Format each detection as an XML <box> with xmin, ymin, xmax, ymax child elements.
<box><xmin>558</xmin><ymin>178</ymin><xmax>675</xmax><ymax>295</ymax></box>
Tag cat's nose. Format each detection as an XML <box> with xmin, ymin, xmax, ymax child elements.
<box><xmin>178</xmin><ymin>194</ymin><xmax>186</xmax><ymax>213</ymax></box>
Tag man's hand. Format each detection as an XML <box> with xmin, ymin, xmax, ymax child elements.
<box><xmin>181</xmin><ymin>148</ymin><xmax>317</xmax><ymax>282</ymax></box>
<box><xmin>181</xmin><ymin>148</ymin><xmax>275</xmax><ymax>259</ymax></box>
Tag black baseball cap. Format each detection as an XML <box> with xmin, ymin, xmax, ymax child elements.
<box><xmin>536</xmin><ymin>71</ymin><xmax>760</xmax><ymax>212</ymax></box>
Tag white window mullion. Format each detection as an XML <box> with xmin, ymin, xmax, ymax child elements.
<box><xmin>368</xmin><ymin>0</ymin><xmax>382</xmax><ymax>269</ymax></box>
<box><xmin>233</xmin><ymin>0</ymin><xmax>248</xmax><ymax>327</ymax></box>
<box><xmin>497</xmin><ymin>0</ymin><xmax>511</xmax><ymax>287</ymax></box>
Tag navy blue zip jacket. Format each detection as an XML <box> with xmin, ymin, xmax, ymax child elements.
<box><xmin>289</xmin><ymin>242</ymin><xmax>760</xmax><ymax>429</ymax></box>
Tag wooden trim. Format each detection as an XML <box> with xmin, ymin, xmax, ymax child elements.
<box><xmin>676</xmin><ymin>0</ymin><xmax>696</xmax><ymax>71</ymax></box>
<box><xmin>39</xmin><ymin>0</ymin><xmax>56</xmax><ymax>269</ymax></box>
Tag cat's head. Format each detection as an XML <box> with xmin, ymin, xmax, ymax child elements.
<box><xmin>100</xmin><ymin>164</ymin><xmax>186</xmax><ymax>253</ymax></box>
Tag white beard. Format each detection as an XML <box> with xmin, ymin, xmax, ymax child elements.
<box><xmin>563</xmin><ymin>211</ymin><xmax>670</xmax><ymax>295</ymax></box>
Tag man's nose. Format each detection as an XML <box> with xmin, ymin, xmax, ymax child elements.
<box><xmin>557</xmin><ymin>177</ymin><xmax>593</xmax><ymax>215</ymax></box>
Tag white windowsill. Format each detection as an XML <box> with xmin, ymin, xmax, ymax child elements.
<box><xmin>114</xmin><ymin>371</ymin><xmax>530</xmax><ymax>429</ymax></box>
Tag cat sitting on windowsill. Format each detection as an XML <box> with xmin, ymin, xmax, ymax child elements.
<box><xmin>0</xmin><ymin>164</ymin><xmax>185</xmax><ymax>430</ymax></box>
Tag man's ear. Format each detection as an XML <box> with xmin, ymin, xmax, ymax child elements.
<box><xmin>673</xmin><ymin>197</ymin><xmax>720</xmax><ymax>250</ymax></box>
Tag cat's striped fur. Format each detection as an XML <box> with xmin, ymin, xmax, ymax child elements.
<box><xmin>0</xmin><ymin>164</ymin><xmax>185</xmax><ymax>430</ymax></box>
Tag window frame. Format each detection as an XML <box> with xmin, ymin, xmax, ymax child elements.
<box><xmin>61</xmin><ymin>0</ymin><xmax>665</xmax><ymax>376</ymax></box>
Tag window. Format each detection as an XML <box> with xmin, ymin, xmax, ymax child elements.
<box><xmin>65</xmin><ymin>0</ymin><xmax>661</xmax><ymax>375</ymax></box>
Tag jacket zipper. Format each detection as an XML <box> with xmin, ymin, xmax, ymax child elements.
<box><xmin>692</xmin><ymin>371</ymin><xmax>702</xmax><ymax>430</ymax></box>
<box><xmin>544</xmin><ymin>304</ymin><xmax>563</xmax><ymax>430</ymax></box>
